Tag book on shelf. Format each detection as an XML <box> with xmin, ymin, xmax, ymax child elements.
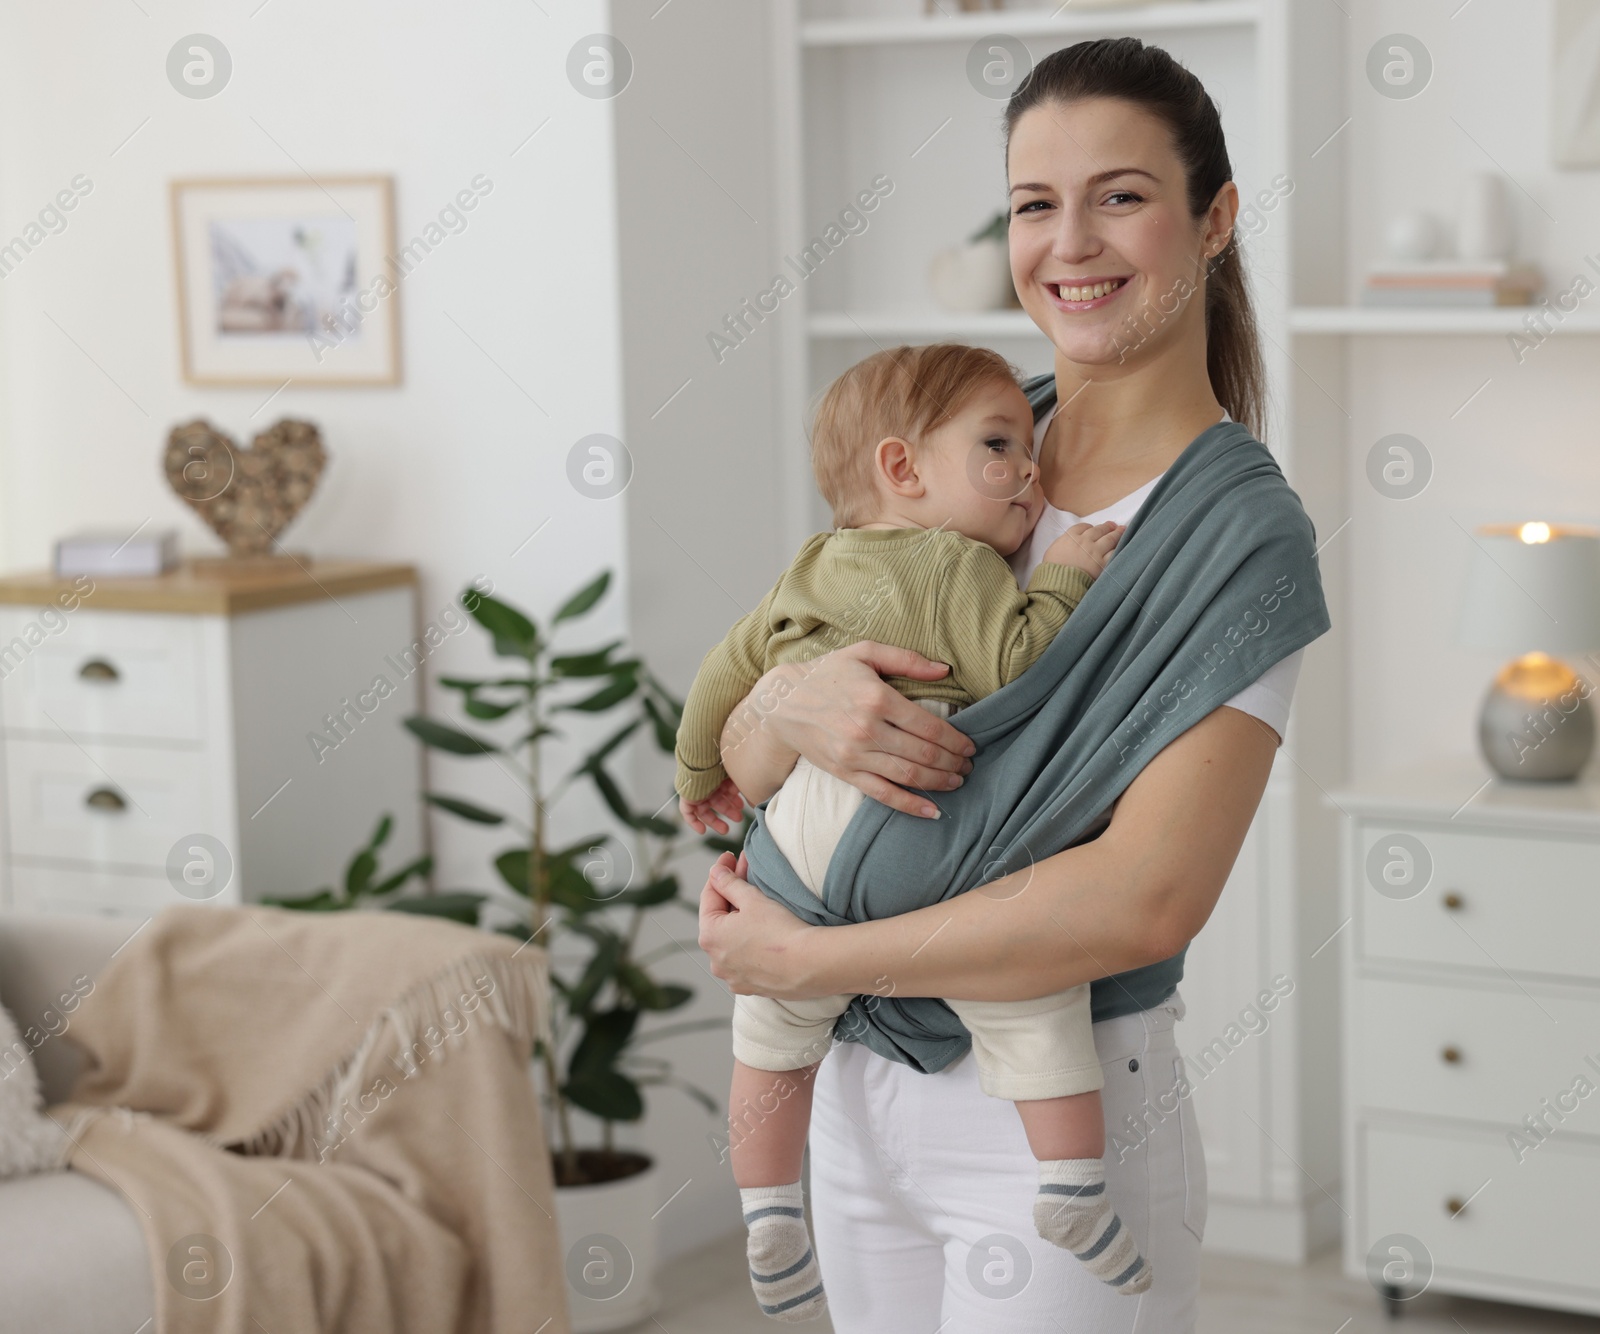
<box><xmin>54</xmin><ymin>528</ymin><xmax>179</xmax><ymax>578</ymax></box>
<box><xmin>1360</xmin><ymin>260</ymin><xmax>1542</xmax><ymax>308</ymax></box>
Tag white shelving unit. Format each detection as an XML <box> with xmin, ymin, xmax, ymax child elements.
<box><xmin>807</xmin><ymin>308</ymin><xmax>1040</xmax><ymax>339</ymax></box>
<box><xmin>1291</xmin><ymin>306</ymin><xmax>1600</xmax><ymax>336</ymax></box>
<box><xmin>800</xmin><ymin>2</ymin><xmax>1262</xmax><ymax>47</ymax></box>
<box><xmin>771</xmin><ymin>0</ymin><xmax>1349</xmax><ymax>1263</ymax></box>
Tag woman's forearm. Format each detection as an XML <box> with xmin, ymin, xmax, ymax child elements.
<box><xmin>800</xmin><ymin>831</ymin><xmax>1170</xmax><ymax>1003</ymax></box>
<box><xmin>795</xmin><ymin>705</ymin><xmax>1276</xmax><ymax>1004</ymax></box>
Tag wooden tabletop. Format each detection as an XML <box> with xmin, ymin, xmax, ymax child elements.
<box><xmin>0</xmin><ymin>559</ymin><xmax>417</xmax><ymax>615</ymax></box>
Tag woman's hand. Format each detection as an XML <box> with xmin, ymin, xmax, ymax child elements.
<box><xmin>699</xmin><ymin>852</ymin><xmax>831</xmax><ymax>999</ymax></box>
<box><xmin>720</xmin><ymin>641</ymin><xmax>976</xmax><ymax>818</ymax></box>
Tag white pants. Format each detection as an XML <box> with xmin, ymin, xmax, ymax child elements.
<box><xmin>807</xmin><ymin>990</ymin><xmax>1206</xmax><ymax>1333</ymax></box>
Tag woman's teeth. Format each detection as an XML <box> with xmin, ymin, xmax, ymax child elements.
<box><xmin>1056</xmin><ymin>279</ymin><xmax>1124</xmax><ymax>302</ymax></box>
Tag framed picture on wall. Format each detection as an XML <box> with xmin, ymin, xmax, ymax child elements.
<box><xmin>1553</xmin><ymin>0</ymin><xmax>1600</xmax><ymax>167</ymax></box>
<box><xmin>171</xmin><ymin>176</ymin><xmax>401</xmax><ymax>386</ymax></box>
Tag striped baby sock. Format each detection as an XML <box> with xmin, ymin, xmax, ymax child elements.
<box><xmin>741</xmin><ymin>1182</ymin><xmax>827</xmax><ymax>1322</ymax></box>
<box><xmin>1033</xmin><ymin>1158</ymin><xmax>1153</xmax><ymax>1294</ymax></box>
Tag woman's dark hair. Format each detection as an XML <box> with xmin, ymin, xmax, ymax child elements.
<box><xmin>1004</xmin><ymin>38</ymin><xmax>1265</xmax><ymax>436</ymax></box>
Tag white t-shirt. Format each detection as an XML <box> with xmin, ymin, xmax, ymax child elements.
<box><xmin>1010</xmin><ymin>403</ymin><xmax>1303</xmax><ymax>742</ymax></box>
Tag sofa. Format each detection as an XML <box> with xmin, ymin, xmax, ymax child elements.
<box><xmin>0</xmin><ymin>912</ymin><xmax>155</xmax><ymax>1333</ymax></box>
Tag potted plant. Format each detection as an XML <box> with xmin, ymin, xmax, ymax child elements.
<box><xmin>401</xmin><ymin>571</ymin><xmax>742</xmax><ymax>1332</ymax></box>
<box><xmin>928</xmin><ymin>208</ymin><xmax>1020</xmax><ymax>312</ymax></box>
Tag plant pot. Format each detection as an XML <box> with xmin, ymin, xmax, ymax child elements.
<box><xmin>553</xmin><ymin>1152</ymin><xmax>661</xmax><ymax>1333</ymax></box>
<box><xmin>928</xmin><ymin>237</ymin><xmax>1016</xmax><ymax>312</ymax></box>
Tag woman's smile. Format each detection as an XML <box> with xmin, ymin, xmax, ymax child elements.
<box><xmin>1045</xmin><ymin>275</ymin><xmax>1131</xmax><ymax>311</ymax></box>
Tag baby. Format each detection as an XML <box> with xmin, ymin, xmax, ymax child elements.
<box><xmin>675</xmin><ymin>343</ymin><xmax>1148</xmax><ymax>1322</ymax></box>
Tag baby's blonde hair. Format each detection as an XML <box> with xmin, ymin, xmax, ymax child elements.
<box><xmin>809</xmin><ymin>343</ymin><xmax>1023</xmax><ymax>529</ymax></box>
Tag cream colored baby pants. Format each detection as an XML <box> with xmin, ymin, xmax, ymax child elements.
<box><xmin>731</xmin><ymin>701</ymin><xmax>1104</xmax><ymax>1100</ymax></box>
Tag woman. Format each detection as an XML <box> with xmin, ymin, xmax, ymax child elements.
<box><xmin>699</xmin><ymin>39</ymin><xmax>1318</xmax><ymax>1332</ymax></box>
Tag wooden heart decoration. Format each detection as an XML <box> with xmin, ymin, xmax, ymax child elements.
<box><xmin>164</xmin><ymin>418</ymin><xmax>327</xmax><ymax>557</ymax></box>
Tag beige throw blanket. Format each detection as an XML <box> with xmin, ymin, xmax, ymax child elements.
<box><xmin>49</xmin><ymin>904</ymin><xmax>571</xmax><ymax>1334</ymax></box>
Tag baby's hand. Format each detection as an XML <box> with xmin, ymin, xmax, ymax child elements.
<box><xmin>680</xmin><ymin>778</ymin><xmax>746</xmax><ymax>836</ymax></box>
<box><xmin>1043</xmin><ymin>521</ymin><xmax>1123</xmax><ymax>578</ymax></box>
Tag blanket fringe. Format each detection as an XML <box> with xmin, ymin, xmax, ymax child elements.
<box><xmin>235</xmin><ymin>949</ymin><xmax>551</xmax><ymax>1161</ymax></box>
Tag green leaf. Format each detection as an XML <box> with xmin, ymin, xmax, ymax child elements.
<box><xmin>578</xmin><ymin>718</ymin><xmax>642</xmax><ymax>775</ymax></box>
<box><xmin>548</xmin><ymin>859</ymin><xmax>606</xmax><ymax>915</ymax></box>
<box><xmin>385</xmin><ymin>892</ymin><xmax>486</xmax><ymax>925</ymax></box>
<box><xmin>644</xmin><ymin>671</ymin><xmax>684</xmax><ymax>719</ymax></box>
<box><xmin>463</xmin><ymin>591</ymin><xmax>539</xmax><ymax>651</ymax></box>
<box><xmin>345</xmin><ymin>849</ymin><xmax>378</xmax><ymax>900</ymax></box>
<box><xmin>649</xmin><ymin>984</ymin><xmax>692</xmax><ymax>1011</ymax></box>
<box><xmin>557</xmin><ymin>671</ymin><xmax>638</xmax><ymax>714</ymax></box>
<box><xmin>550</xmin><ymin>833</ymin><xmax>612</xmax><ymax>864</ymax></box>
<box><xmin>641</xmin><ymin>694</ymin><xmax>679</xmax><ymax>751</ymax></box>
<box><xmin>567</xmin><ymin>1008</ymin><xmax>638</xmax><ymax>1078</ymax></box>
<box><xmin>371</xmin><ymin>854</ymin><xmax>434</xmax><ymax>896</ymax></box>
<box><xmin>633</xmin><ymin>814</ymin><xmax>677</xmax><ymax>838</ymax></box>
<box><xmin>587</xmin><ymin>763</ymin><xmax>634</xmax><ymax>827</ymax></box>
<box><xmin>968</xmin><ymin>208</ymin><xmax>1008</xmax><ymax>245</ymax></box>
<box><xmin>565</xmin><ymin>917</ymin><xmax>621</xmax><ymax>947</ymax></box>
<box><xmin>424</xmin><ymin>794</ymin><xmax>505</xmax><ymax>826</ymax></box>
<box><xmin>549</xmin><ymin>641</ymin><xmax>624</xmax><ymax>678</ymax></box>
<box><xmin>369</xmin><ymin>815</ymin><xmax>393</xmax><ymax>849</ymax></box>
<box><xmin>494</xmin><ymin>848</ymin><xmax>531</xmax><ymax>898</ymax></box>
<box><xmin>567</xmin><ymin>933</ymin><xmax>622</xmax><ymax>1014</ymax></box>
<box><xmin>553</xmin><ymin>571</ymin><xmax>610</xmax><ymax>624</ymax></box>
<box><xmin>462</xmin><ymin>697</ymin><xmax>519</xmax><ymax>720</ymax></box>
<box><xmin>260</xmin><ymin>888</ymin><xmax>341</xmax><ymax>912</ymax></box>
<box><xmin>610</xmin><ymin>876</ymin><xmax>679</xmax><ymax>908</ymax></box>
<box><xmin>404</xmin><ymin>717</ymin><xmax>500</xmax><ymax>755</ymax></box>
<box><xmin>618</xmin><ymin>963</ymin><xmax>692</xmax><ymax>1012</ymax></box>
<box><xmin>440</xmin><ymin>675</ymin><xmax>536</xmax><ymax>692</ymax></box>
<box><xmin>562</xmin><ymin>1068</ymin><xmax>643</xmax><ymax>1121</ymax></box>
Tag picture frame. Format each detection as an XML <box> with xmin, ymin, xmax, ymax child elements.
<box><xmin>171</xmin><ymin>176</ymin><xmax>401</xmax><ymax>387</ymax></box>
<box><xmin>1553</xmin><ymin>0</ymin><xmax>1600</xmax><ymax>168</ymax></box>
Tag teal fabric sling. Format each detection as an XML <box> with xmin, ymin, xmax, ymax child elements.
<box><xmin>740</xmin><ymin>372</ymin><xmax>1333</xmax><ymax>1074</ymax></box>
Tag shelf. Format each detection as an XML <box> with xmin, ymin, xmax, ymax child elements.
<box><xmin>808</xmin><ymin>305</ymin><xmax>1600</xmax><ymax>341</ymax></box>
<box><xmin>1290</xmin><ymin>306</ymin><xmax>1600</xmax><ymax>336</ymax></box>
<box><xmin>801</xmin><ymin>1</ymin><xmax>1260</xmax><ymax>47</ymax></box>
<box><xmin>808</xmin><ymin>308</ymin><xmax>1044</xmax><ymax>338</ymax></box>
<box><xmin>1327</xmin><ymin>756</ymin><xmax>1600</xmax><ymax>834</ymax></box>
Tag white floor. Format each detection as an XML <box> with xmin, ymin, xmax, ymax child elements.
<box><xmin>621</xmin><ymin>1233</ymin><xmax>1600</xmax><ymax>1333</ymax></box>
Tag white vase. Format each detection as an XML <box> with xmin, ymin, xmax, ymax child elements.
<box><xmin>1457</xmin><ymin>172</ymin><xmax>1512</xmax><ymax>262</ymax></box>
<box><xmin>553</xmin><ymin>1157</ymin><xmax>662</xmax><ymax>1333</ymax></box>
<box><xmin>1384</xmin><ymin>210</ymin><xmax>1442</xmax><ymax>263</ymax></box>
<box><xmin>928</xmin><ymin>237</ymin><xmax>1014</xmax><ymax>312</ymax></box>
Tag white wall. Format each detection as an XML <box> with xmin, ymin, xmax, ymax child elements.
<box><xmin>0</xmin><ymin>0</ymin><xmax>765</xmax><ymax>1265</ymax></box>
<box><xmin>0</xmin><ymin>0</ymin><xmax>630</xmax><ymax>889</ymax></box>
<box><xmin>610</xmin><ymin>0</ymin><xmax>791</xmax><ymax>1260</ymax></box>
<box><xmin>1341</xmin><ymin>0</ymin><xmax>1600</xmax><ymax>779</ymax></box>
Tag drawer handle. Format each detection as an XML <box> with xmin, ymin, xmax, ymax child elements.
<box><xmin>78</xmin><ymin>658</ymin><xmax>120</xmax><ymax>683</ymax></box>
<box><xmin>84</xmin><ymin>787</ymin><xmax>127</xmax><ymax>813</ymax></box>
<box><xmin>1445</xmin><ymin>1196</ymin><xmax>1467</xmax><ymax>1217</ymax></box>
<box><xmin>1441</xmin><ymin>1046</ymin><xmax>1462</xmax><ymax>1065</ymax></box>
<box><xmin>1441</xmin><ymin>891</ymin><xmax>1465</xmax><ymax>911</ymax></box>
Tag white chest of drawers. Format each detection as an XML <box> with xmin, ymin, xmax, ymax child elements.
<box><xmin>0</xmin><ymin>562</ymin><xmax>424</xmax><ymax>918</ymax></box>
<box><xmin>1334</xmin><ymin>758</ymin><xmax>1600</xmax><ymax>1319</ymax></box>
